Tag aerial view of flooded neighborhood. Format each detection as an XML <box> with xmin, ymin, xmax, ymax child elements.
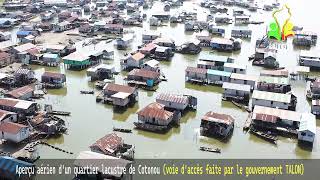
<box><xmin>0</xmin><ymin>0</ymin><xmax>319</xmax><ymax>179</ymax></box>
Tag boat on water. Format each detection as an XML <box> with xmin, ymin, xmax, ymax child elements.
<box><xmin>113</xmin><ymin>127</ymin><xmax>132</xmax><ymax>133</ymax></box>
<box><xmin>199</xmin><ymin>146</ymin><xmax>221</xmax><ymax>153</ymax></box>
<box><xmin>80</xmin><ymin>90</ymin><xmax>94</xmax><ymax>94</ymax></box>
<box><xmin>249</xmin><ymin>128</ymin><xmax>277</xmax><ymax>144</ymax></box>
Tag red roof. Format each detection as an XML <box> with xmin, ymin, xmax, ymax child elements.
<box><xmin>185</xmin><ymin>66</ymin><xmax>207</xmax><ymax>74</ymax></box>
<box><xmin>103</xmin><ymin>83</ymin><xmax>135</xmax><ymax>94</ymax></box>
<box><xmin>0</xmin><ymin>122</ymin><xmax>28</xmax><ymax>134</ymax></box>
<box><xmin>137</xmin><ymin>102</ymin><xmax>173</xmax><ymax>121</ymax></box>
<box><xmin>26</xmin><ymin>48</ymin><xmax>40</xmax><ymax>56</ymax></box>
<box><xmin>128</xmin><ymin>69</ymin><xmax>160</xmax><ymax>79</ymax></box>
<box><xmin>5</xmin><ymin>85</ymin><xmax>34</xmax><ymax>99</ymax></box>
<box><xmin>202</xmin><ymin>111</ymin><xmax>234</xmax><ymax>125</ymax></box>
<box><xmin>90</xmin><ymin>133</ymin><xmax>123</xmax><ymax>154</ymax></box>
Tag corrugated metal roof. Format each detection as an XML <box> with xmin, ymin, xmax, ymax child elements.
<box><xmin>199</xmin><ymin>54</ymin><xmax>228</xmax><ymax>62</ymax></box>
<box><xmin>202</xmin><ymin>111</ymin><xmax>234</xmax><ymax>125</ymax></box>
<box><xmin>42</xmin><ymin>71</ymin><xmax>65</xmax><ymax>79</ymax></box>
<box><xmin>128</xmin><ymin>69</ymin><xmax>160</xmax><ymax>79</ymax></box>
<box><xmin>185</xmin><ymin>66</ymin><xmax>207</xmax><ymax>74</ymax></box>
<box><xmin>103</xmin><ymin>83</ymin><xmax>135</xmax><ymax>94</ymax></box>
<box><xmin>90</xmin><ymin>133</ymin><xmax>123</xmax><ymax>155</ymax></box>
<box><xmin>258</xmin><ymin>76</ymin><xmax>289</xmax><ymax>85</ymax></box>
<box><xmin>13</xmin><ymin>43</ymin><xmax>36</xmax><ymax>53</ymax></box>
<box><xmin>0</xmin><ymin>109</ymin><xmax>16</xmax><ymax>121</ymax></box>
<box><xmin>222</xmin><ymin>82</ymin><xmax>250</xmax><ymax>92</ymax></box>
<box><xmin>253</xmin><ymin>106</ymin><xmax>300</xmax><ymax>122</ymax></box>
<box><xmin>299</xmin><ymin>113</ymin><xmax>316</xmax><ymax>134</ymax></box>
<box><xmin>260</xmin><ymin>69</ymin><xmax>289</xmax><ymax>77</ymax></box>
<box><xmin>111</xmin><ymin>92</ymin><xmax>131</xmax><ymax>99</ymax></box>
<box><xmin>252</xmin><ymin>113</ymin><xmax>278</xmax><ymax>123</ymax></box>
<box><xmin>207</xmin><ymin>69</ymin><xmax>231</xmax><ymax>77</ymax></box>
<box><xmin>5</xmin><ymin>86</ymin><xmax>34</xmax><ymax>99</ymax></box>
<box><xmin>0</xmin><ymin>122</ymin><xmax>28</xmax><ymax>134</ymax></box>
<box><xmin>137</xmin><ymin>102</ymin><xmax>173</xmax><ymax>121</ymax></box>
<box><xmin>230</xmin><ymin>73</ymin><xmax>259</xmax><ymax>82</ymax></box>
<box><xmin>156</xmin><ymin>93</ymin><xmax>188</xmax><ymax>104</ymax></box>
<box><xmin>0</xmin><ymin>98</ymin><xmax>36</xmax><ymax>110</ymax></box>
<box><xmin>252</xmin><ymin>90</ymin><xmax>291</xmax><ymax>103</ymax></box>
<box><xmin>224</xmin><ymin>63</ymin><xmax>247</xmax><ymax>70</ymax></box>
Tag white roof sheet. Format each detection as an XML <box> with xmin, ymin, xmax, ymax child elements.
<box><xmin>299</xmin><ymin>113</ymin><xmax>316</xmax><ymax>134</ymax></box>
<box><xmin>252</xmin><ymin>90</ymin><xmax>291</xmax><ymax>103</ymax></box>
<box><xmin>111</xmin><ymin>92</ymin><xmax>131</xmax><ymax>99</ymax></box>
<box><xmin>222</xmin><ymin>82</ymin><xmax>250</xmax><ymax>92</ymax></box>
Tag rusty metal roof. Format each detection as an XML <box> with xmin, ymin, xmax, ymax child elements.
<box><xmin>156</xmin><ymin>93</ymin><xmax>188</xmax><ymax>104</ymax></box>
<box><xmin>202</xmin><ymin>111</ymin><xmax>234</xmax><ymax>125</ymax></box>
<box><xmin>128</xmin><ymin>69</ymin><xmax>160</xmax><ymax>79</ymax></box>
<box><xmin>103</xmin><ymin>83</ymin><xmax>135</xmax><ymax>94</ymax></box>
<box><xmin>185</xmin><ymin>66</ymin><xmax>207</xmax><ymax>74</ymax></box>
<box><xmin>137</xmin><ymin>102</ymin><xmax>173</xmax><ymax>121</ymax></box>
<box><xmin>5</xmin><ymin>85</ymin><xmax>34</xmax><ymax>99</ymax></box>
<box><xmin>42</xmin><ymin>71</ymin><xmax>65</xmax><ymax>79</ymax></box>
<box><xmin>90</xmin><ymin>133</ymin><xmax>123</xmax><ymax>155</ymax></box>
<box><xmin>0</xmin><ymin>122</ymin><xmax>28</xmax><ymax>134</ymax></box>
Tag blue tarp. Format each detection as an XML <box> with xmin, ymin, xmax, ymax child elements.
<box><xmin>17</xmin><ymin>31</ymin><xmax>32</xmax><ymax>36</ymax></box>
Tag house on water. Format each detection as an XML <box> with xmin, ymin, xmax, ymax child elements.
<box><xmin>231</xmin><ymin>28</ymin><xmax>252</xmax><ymax>39</ymax></box>
<box><xmin>0</xmin><ymin>109</ymin><xmax>17</xmax><ymax>123</ymax></box>
<box><xmin>101</xmin><ymin>83</ymin><xmax>138</xmax><ymax>107</ymax></box>
<box><xmin>121</xmin><ymin>52</ymin><xmax>146</xmax><ymax>70</ymax></box>
<box><xmin>42</xmin><ymin>53</ymin><xmax>60</xmax><ymax>66</ymax></box>
<box><xmin>207</xmin><ymin>70</ymin><xmax>231</xmax><ymax>86</ymax></box>
<box><xmin>127</xmin><ymin>69</ymin><xmax>161</xmax><ymax>88</ymax></box>
<box><xmin>41</xmin><ymin>71</ymin><xmax>66</xmax><ymax>89</ymax></box>
<box><xmin>175</xmin><ymin>40</ymin><xmax>201</xmax><ymax>54</ymax></box>
<box><xmin>210</xmin><ymin>37</ymin><xmax>242</xmax><ymax>51</ymax></box>
<box><xmin>298</xmin><ymin>113</ymin><xmax>316</xmax><ymax>146</ymax></box>
<box><xmin>0</xmin><ymin>121</ymin><xmax>31</xmax><ymax>143</ymax></box>
<box><xmin>223</xmin><ymin>63</ymin><xmax>247</xmax><ymax>74</ymax></box>
<box><xmin>293</xmin><ymin>31</ymin><xmax>317</xmax><ymax>47</ymax></box>
<box><xmin>14</xmin><ymin>68</ymin><xmax>35</xmax><ymax>86</ymax></box>
<box><xmin>4</xmin><ymin>85</ymin><xmax>34</xmax><ymax>100</ymax></box>
<box><xmin>197</xmin><ymin>54</ymin><xmax>230</xmax><ymax>70</ymax></box>
<box><xmin>63</xmin><ymin>52</ymin><xmax>90</xmax><ymax>70</ymax></box>
<box><xmin>311</xmin><ymin>100</ymin><xmax>320</xmax><ymax>116</ymax></box>
<box><xmin>252</xmin><ymin>90</ymin><xmax>297</xmax><ymax>111</ymax></box>
<box><xmin>90</xmin><ymin>133</ymin><xmax>134</xmax><ymax>160</ymax></box>
<box><xmin>141</xmin><ymin>59</ymin><xmax>160</xmax><ymax>73</ymax></box>
<box><xmin>134</xmin><ymin>102</ymin><xmax>175</xmax><ymax>133</ymax></box>
<box><xmin>156</xmin><ymin>93</ymin><xmax>197</xmax><ymax>111</ymax></box>
<box><xmin>208</xmin><ymin>25</ymin><xmax>225</xmax><ymax>36</ymax></box>
<box><xmin>139</xmin><ymin>43</ymin><xmax>157</xmax><ymax>57</ymax></box>
<box><xmin>299</xmin><ymin>50</ymin><xmax>320</xmax><ymax>68</ymax></box>
<box><xmin>185</xmin><ymin>66</ymin><xmax>207</xmax><ymax>83</ymax></box>
<box><xmin>114</xmin><ymin>34</ymin><xmax>134</xmax><ymax>50</ymax></box>
<box><xmin>153</xmin><ymin>46</ymin><xmax>174</xmax><ymax>60</ymax></box>
<box><xmin>0</xmin><ymin>98</ymin><xmax>38</xmax><ymax>118</ymax></box>
<box><xmin>153</xmin><ymin>37</ymin><xmax>175</xmax><ymax>49</ymax></box>
<box><xmin>260</xmin><ymin>69</ymin><xmax>289</xmax><ymax>78</ymax></box>
<box><xmin>142</xmin><ymin>32</ymin><xmax>160</xmax><ymax>44</ymax></box>
<box><xmin>256</xmin><ymin>76</ymin><xmax>291</xmax><ymax>93</ymax></box>
<box><xmin>251</xmin><ymin>105</ymin><xmax>301</xmax><ymax>131</ymax></box>
<box><xmin>230</xmin><ymin>73</ymin><xmax>258</xmax><ymax>91</ymax></box>
<box><xmin>222</xmin><ymin>82</ymin><xmax>251</xmax><ymax>104</ymax></box>
<box><xmin>200</xmin><ymin>111</ymin><xmax>234</xmax><ymax>138</ymax></box>
<box><xmin>0</xmin><ymin>51</ymin><xmax>15</xmax><ymax>67</ymax></box>
<box><xmin>87</xmin><ymin>64</ymin><xmax>116</xmax><ymax>81</ymax></box>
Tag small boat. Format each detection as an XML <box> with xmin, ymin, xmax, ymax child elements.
<box><xmin>80</xmin><ymin>90</ymin><xmax>94</xmax><ymax>94</ymax></box>
<box><xmin>48</xmin><ymin>111</ymin><xmax>71</xmax><ymax>116</ymax></box>
<box><xmin>250</xmin><ymin>128</ymin><xmax>277</xmax><ymax>144</ymax></box>
<box><xmin>113</xmin><ymin>127</ymin><xmax>132</xmax><ymax>133</ymax></box>
<box><xmin>199</xmin><ymin>146</ymin><xmax>221</xmax><ymax>153</ymax></box>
